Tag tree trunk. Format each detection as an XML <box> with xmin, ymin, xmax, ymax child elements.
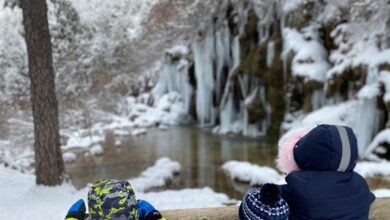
<box><xmin>21</xmin><ymin>0</ymin><xmax>64</xmax><ymax>185</ymax></box>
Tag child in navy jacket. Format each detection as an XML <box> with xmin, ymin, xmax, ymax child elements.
<box><xmin>276</xmin><ymin>124</ymin><xmax>375</xmax><ymax>220</ymax></box>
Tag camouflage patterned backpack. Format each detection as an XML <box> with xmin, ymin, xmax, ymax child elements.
<box><xmin>88</xmin><ymin>180</ymin><xmax>138</xmax><ymax>220</ymax></box>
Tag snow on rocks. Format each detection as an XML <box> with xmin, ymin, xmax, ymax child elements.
<box><xmin>0</xmin><ymin>148</ymin><xmax>34</xmax><ymax>171</ymax></box>
<box><xmin>282</xmin><ymin>27</ymin><xmax>330</xmax><ymax>82</ymax></box>
<box><xmin>282</xmin><ymin>0</ymin><xmax>304</xmax><ymax>13</ymax></box>
<box><xmin>89</xmin><ymin>144</ymin><xmax>104</xmax><ymax>156</ymax></box>
<box><xmin>355</xmin><ymin>161</ymin><xmax>390</xmax><ymax>178</ymax></box>
<box><xmin>63</xmin><ymin>134</ymin><xmax>104</xmax><ymax>150</ymax></box>
<box><xmin>364</xmin><ymin>129</ymin><xmax>390</xmax><ymax>159</ymax></box>
<box><xmin>114</xmin><ymin>139</ymin><xmax>122</xmax><ymax>146</ymax></box>
<box><xmin>373</xmin><ymin>188</ymin><xmax>390</xmax><ymax>198</ymax></box>
<box><xmin>326</xmin><ymin>19</ymin><xmax>390</xmax><ymax>80</ymax></box>
<box><xmin>131</xmin><ymin>128</ymin><xmax>147</xmax><ymax>136</ymax></box>
<box><xmin>131</xmin><ymin>157</ymin><xmax>181</xmax><ymax>192</ymax></box>
<box><xmin>222</xmin><ymin>161</ymin><xmax>284</xmax><ymax>185</ymax></box>
<box><xmin>164</xmin><ymin>45</ymin><xmax>189</xmax><ymax>58</ymax></box>
<box><xmin>127</xmin><ymin>92</ymin><xmax>191</xmax><ymax>128</ymax></box>
<box><xmin>62</xmin><ymin>152</ymin><xmax>77</xmax><ymax>163</ymax></box>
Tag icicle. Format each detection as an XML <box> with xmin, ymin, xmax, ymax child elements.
<box><xmin>192</xmin><ymin>26</ymin><xmax>216</xmax><ymax>126</ymax></box>
<box><xmin>352</xmin><ymin>99</ymin><xmax>383</xmax><ymax>157</ymax></box>
<box><xmin>152</xmin><ymin>46</ymin><xmax>193</xmax><ymax>114</ymax></box>
<box><xmin>267</xmin><ymin>41</ymin><xmax>275</xmax><ymax>68</ymax></box>
<box><xmin>367</xmin><ymin>65</ymin><xmax>379</xmax><ymax>84</ymax></box>
<box><xmin>215</xmin><ymin>22</ymin><xmax>232</xmax><ymax>103</ymax></box>
<box><xmin>231</xmin><ymin>36</ymin><xmax>241</xmax><ymax>70</ymax></box>
<box><xmin>219</xmin><ymin>88</ymin><xmax>235</xmax><ymax>134</ymax></box>
<box><xmin>259</xmin><ymin>85</ymin><xmax>270</xmax><ymax>134</ymax></box>
<box><xmin>310</xmin><ymin>89</ymin><xmax>325</xmax><ymax>111</ymax></box>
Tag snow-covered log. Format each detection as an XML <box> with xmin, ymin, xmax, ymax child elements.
<box><xmin>161</xmin><ymin>198</ymin><xmax>390</xmax><ymax>220</ymax></box>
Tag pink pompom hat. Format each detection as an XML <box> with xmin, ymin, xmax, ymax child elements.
<box><xmin>276</xmin><ymin>128</ymin><xmax>310</xmax><ymax>174</ymax></box>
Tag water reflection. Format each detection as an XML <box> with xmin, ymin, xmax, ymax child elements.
<box><xmin>66</xmin><ymin>126</ymin><xmax>276</xmax><ymax>198</ymax></box>
<box><xmin>66</xmin><ymin>126</ymin><xmax>390</xmax><ymax>199</ymax></box>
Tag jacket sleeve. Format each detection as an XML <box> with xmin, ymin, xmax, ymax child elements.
<box><xmin>137</xmin><ymin>199</ymin><xmax>166</xmax><ymax>220</ymax></box>
<box><xmin>65</xmin><ymin>199</ymin><xmax>87</xmax><ymax>220</ymax></box>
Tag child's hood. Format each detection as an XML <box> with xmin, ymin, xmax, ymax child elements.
<box><xmin>293</xmin><ymin>124</ymin><xmax>358</xmax><ymax>172</ymax></box>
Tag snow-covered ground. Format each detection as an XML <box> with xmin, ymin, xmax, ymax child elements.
<box><xmin>0</xmin><ymin>157</ymin><xmax>233</xmax><ymax>219</ymax></box>
<box><xmin>0</xmin><ymin>166</ymin><xmax>89</xmax><ymax>219</ymax></box>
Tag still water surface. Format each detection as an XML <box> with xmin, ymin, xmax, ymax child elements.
<box><xmin>67</xmin><ymin>126</ymin><xmax>276</xmax><ymax>198</ymax></box>
<box><xmin>66</xmin><ymin>126</ymin><xmax>390</xmax><ymax>199</ymax></box>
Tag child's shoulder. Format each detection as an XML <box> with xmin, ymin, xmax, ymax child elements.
<box><xmin>285</xmin><ymin>170</ymin><xmax>371</xmax><ymax>198</ymax></box>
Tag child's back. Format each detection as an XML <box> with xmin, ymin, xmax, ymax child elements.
<box><xmin>278</xmin><ymin>125</ymin><xmax>375</xmax><ymax>220</ymax></box>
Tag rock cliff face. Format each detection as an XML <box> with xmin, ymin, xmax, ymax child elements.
<box><xmin>153</xmin><ymin>0</ymin><xmax>390</xmax><ymax>157</ymax></box>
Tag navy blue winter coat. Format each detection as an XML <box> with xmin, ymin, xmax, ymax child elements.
<box><xmin>279</xmin><ymin>125</ymin><xmax>375</xmax><ymax>220</ymax></box>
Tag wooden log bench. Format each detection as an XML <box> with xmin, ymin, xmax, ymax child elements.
<box><xmin>161</xmin><ymin>197</ymin><xmax>390</xmax><ymax>220</ymax></box>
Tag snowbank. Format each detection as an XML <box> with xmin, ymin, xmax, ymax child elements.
<box><xmin>0</xmin><ymin>157</ymin><xmax>232</xmax><ymax>219</ymax></box>
<box><xmin>138</xmin><ymin>187</ymin><xmax>233</xmax><ymax>210</ymax></box>
<box><xmin>282</xmin><ymin>0</ymin><xmax>304</xmax><ymax>13</ymax></box>
<box><xmin>89</xmin><ymin>144</ymin><xmax>104</xmax><ymax>156</ymax></box>
<box><xmin>222</xmin><ymin>161</ymin><xmax>284</xmax><ymax>185</ymax></box>
<box><xmin>63</xmin><ymin>152</ymin><xmax>77</xmax><ymax>163</ymax></box>
<box><xmin>0</xmin><ymin>148</ymin><xmax>34</xmax><ymax>172</ymax></box>
<box><xmin>131</xmin><ymin>157</ymin><xmax>181</xmax><ymax>192</ymax></box>
<box><xmin>355</xmin><ymin>161</ymin><xmax>390</xmax><ymax>177</ymax></box>
<box><xmin>223</xmin><ymin>160</ymin><xmax>390</xmax><ymax>190</ymax></box>
<box><xmin>373</xmin><ymin>188</ymin><xmax>390</xmax><ymax>198</ymax></box>
<box><xmin>364</xmin><ymin>129</ymin><xmax>390</xmax><ymax>158</ymax></box>
<box><xmin>64</xmin><ymin>135</ymin><xmax>104</xmax><ymax>150</ymax></box>
<box><xmin>0</xmin><ymin>165</ymin><xmax>89</xmax><ymax>219</ymax></box>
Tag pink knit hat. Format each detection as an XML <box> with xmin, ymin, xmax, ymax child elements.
<box><xmin>276</xmin><ymin>128</ymin><xmax>310</xmax><ymax>174</ymax></box>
